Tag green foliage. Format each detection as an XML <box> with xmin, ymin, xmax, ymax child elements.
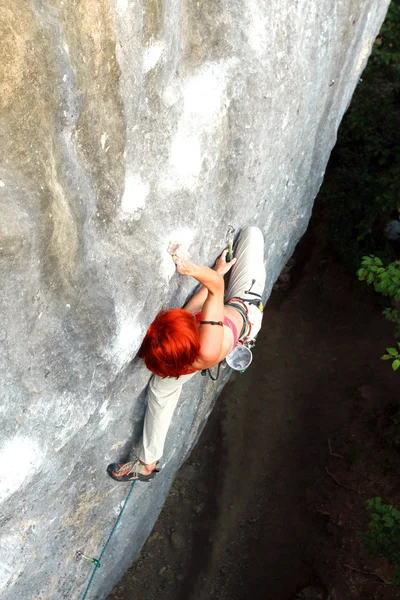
<box><xmin>359</xmin><ymin>497</ymin><xmax>400</xmax><ymax>588</ymax></box>
<box><xmin>361</xmin><ymin>497</ymin><xmax>400</xmax><ymax>563</ymax></box>
<box><xmin>321</xmin><ymin>0</ymin><xmax>400</xmax><ymax>268</ymax></box>
<box><xmin>358</xmin><ymin>256</ymin><xmax>400</xmax><ymax>301</ymax></box>
<box><xmin>382</xmin><ymin>344</ymin><xmax>400</xmax><ymax>371</ymax></box>
<box><xmin>384</xmin><ymin>308</ymin><xmax>400</xmax><ymax>338</ymax></box>
<box><xmin>357</xmin><ymin>255</ymin><xmax>400</xmax><ymax>369</ymax></box>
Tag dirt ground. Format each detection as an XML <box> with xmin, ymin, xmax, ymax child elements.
<box><xmin>107</xmin><ymin>210</ymin><xmax>400</xmax><ymax>600</ymax></box>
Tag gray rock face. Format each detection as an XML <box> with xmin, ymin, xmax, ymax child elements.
<box><xmin>0</xmin><ymin>1</ymin><xmax>389</xmax><ymax>598</ymax></box>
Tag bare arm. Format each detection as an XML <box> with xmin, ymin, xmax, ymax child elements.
<box><xmin>169</xmin><ymin>244</ymin><xmax>236</xmax><ymax>365</ymax></box>
<box><xmin>183</xmin><ymin>249</ymin><xmax>237</xmax><ymax>313</ymax></box>
<box><xmin>183</xmin><ymin>284</ymin><xmax>208</xmax><ymax>314</ymax></box>
<box><xmin>182</xmin><ymin>263</ymin><xmax>225</xmax><ymax>365</ymax></box>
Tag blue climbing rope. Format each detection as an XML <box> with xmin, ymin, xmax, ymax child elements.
<box><xmin>80</xmin><ymin>481</ymin><xmax>137</xmax><ymax>600</ymax></box>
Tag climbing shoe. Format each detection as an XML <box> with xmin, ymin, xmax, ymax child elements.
<box><xmin>107</xmin><ymin>458</ymin><xmax>159</xmax><ymax>482</ymax></box>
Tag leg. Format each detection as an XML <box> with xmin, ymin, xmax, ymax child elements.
<box><xmin>225</xmin><ymin>226</ymin><xmax>266</xmax><ymax>301</ymax></box>
<box><xmin>139</xmin><ymin>372</ymin><xmax>197</xmax><ymax>464</ymax></box>
<box><xmin>225</xmin><ymin>227</ymin><xmax>266</xmax><ymax>340</ymax></box>
<box><xmin>107</xmin><ymin>371</ymin><xmax>197</xmax><ymax>482</ymax></box>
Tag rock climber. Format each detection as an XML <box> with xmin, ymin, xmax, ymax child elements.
<box><xmin>107</xmin><ymin>226</ymin><xmax>266</xmax><ymax>482</ymax></box>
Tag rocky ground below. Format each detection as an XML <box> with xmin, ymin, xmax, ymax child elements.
<box><xmin>107</xmin><ymin>211</ymin><xmax>399</xmax><ymax>600</ymax></box>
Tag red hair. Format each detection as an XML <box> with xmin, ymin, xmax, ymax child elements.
<box><xmin>139</xmin><ymin>309</ymin><xmax>200</xmax><ymax>378</ymax></box>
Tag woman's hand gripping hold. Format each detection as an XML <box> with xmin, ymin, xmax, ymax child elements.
<box><xmin>214</xmin><ymin>248</ymin><xmax>237</xmax><ymax>276</ymax></box>
<box><xmin>168</xmin><ymin>242</ymin><xmax>193</xmax><ymax>275</ymax></box>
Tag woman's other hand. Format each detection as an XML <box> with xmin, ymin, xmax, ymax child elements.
<box><xmin>214</xmin><ymin>249</ymin><xmax>237</xmax><ymax>276</ymax></box>
<box><xmin>168</xmin><ymin>242</ymin><xmax>193</xmax><ymax>275</ymax></box>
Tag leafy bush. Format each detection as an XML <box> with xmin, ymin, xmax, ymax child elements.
<box><xmin>361</xmin><ymin>497</ymin><xmax>400</xmax><ymax>563</ymax></box>
<box><xmin>359</xmin><ymin>497</ymin><xmax>400</xmax><ymax>588</ymax></box>
<box><xmin>358</xmin><ymin>256</ymin><xmax>400</xmax><ymax>301</ymax></box>
<box><xmin>357</xmin><ymin>255</ymin><xmax>400</xmax><ymax>369</ymax></box>
<box><xmin>384</xmin><ymin>307</ymin><xmax>400</xmax><ymax>338</ymax></box>
<box><xmin>320</xmin><ymin>0</ymin><xmax>400</xmax><ymax>268</ymax></box>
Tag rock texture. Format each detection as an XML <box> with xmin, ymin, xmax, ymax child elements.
<box><xmin>0</xmin><ymin>1</ymin><xmax>389</xmax><ymax>598</ymax></box>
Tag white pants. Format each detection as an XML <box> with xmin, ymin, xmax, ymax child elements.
<box><xmin>225</xmin><ymin>225</ymin><xmax>266</xmax><ymax>342</ymax></box>
<box><xmin>138</xmin><ymin>226</ymin><xmax>266</xmax><ymax>464</ymax></box>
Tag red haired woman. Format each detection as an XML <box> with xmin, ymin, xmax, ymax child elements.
<box><xmin>108</xmin><ymin>227</ymin><xmax>266</xmax><ymax>482</ymax></box>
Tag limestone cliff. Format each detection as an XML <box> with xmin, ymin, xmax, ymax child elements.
<box><xmin>0</xmin><ymin>1</ymin><xmax>389</xmax><ymax>598</ymax></box>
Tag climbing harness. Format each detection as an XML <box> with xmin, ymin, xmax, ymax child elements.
<box><xmin>225</xmin><ymin>292</ymin><xmax>263</xmax><ymax>344</ymax></box>
<box><xmin>77</xmin><ymin>481</ymin><xmax>136</xmax><ymax>600</ymax></box>
<box><xmin>244</xmin><ymin>278</ymin><xmax>263</xmax><ymax>300</ymax></box>
<box><xmin>224</xmin><ymin>287</ymin><xmax>264</xmax><ymax>373</ymax></box>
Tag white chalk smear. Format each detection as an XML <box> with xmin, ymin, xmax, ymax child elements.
<box><xmin>99</xmin><ymin>412</ymin><xmax>113</xmax><ymax>432</ymax></box>
<box><xmin>246</xmin><ymin>0</ymin><xmax>269</xmax><ymax>58</ymax></box>
<box><xmin>182</xmin><ymin>66</ymin><xmax>229</xmax><ymax>123</ymax></box>
<box><xmin>143</xmin><ymin>42</ymin><xmax>164</xmax><ymax>72</ymax></box>
<box><xmin>162</xmin><ymin>61</ymin><xmax>233</xmax><ymax>191</ymax></box>
<box><xmin>116</xmin><ymin>0</ymin><xmax>129</xmax><ymax>10</ymax></box>
<box><xmin>0</xmin><ymin>180</ymin><xmax>5</xmax><ymax>187</ymax></box>
<box><xmin>121</xmin><ymin>174</ymin><xmax>149</xmax><ymax>220</ymax></box>
<box><xmin>0</xmin><ymin>436</ymin><xmax>43</xmax><ymax>503</ymax></box>
<box><xmin>99</xmin><ymin>400</ymin><xmax>112</xmax><ymax>432</ymax></box>
<box><xmin>161</xmin><ymin>81</ymin><xmax>181</xmax><ymax>108</ymax></box>
<box><xmin>169</xmin><ymin>134</ymin><xmax>202</xmax><ymax>184</ymax></box>
<box><xmin>0</xmin><ymin>532</ymin><xmax>24</xmax><ymax>591</ymax></box>
<box><xmin>159</xmin><ymin>227</ymin><xmax>195</xmax><ymax>281</ymax></box>
<box><xmin>110</xmin><ymin>308</ymin><xmax>143</xmax><ymax>369</ymax></box>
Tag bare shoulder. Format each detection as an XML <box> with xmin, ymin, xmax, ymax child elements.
<box><xmin>192</xmin><ymin>351</ymin><xmax>220</xmax><ymax>371</ymax></box>
<box><xmin>192</xmin><ymin>333</ymin><xmax>232</xmax><ymax>370</ymax></box>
